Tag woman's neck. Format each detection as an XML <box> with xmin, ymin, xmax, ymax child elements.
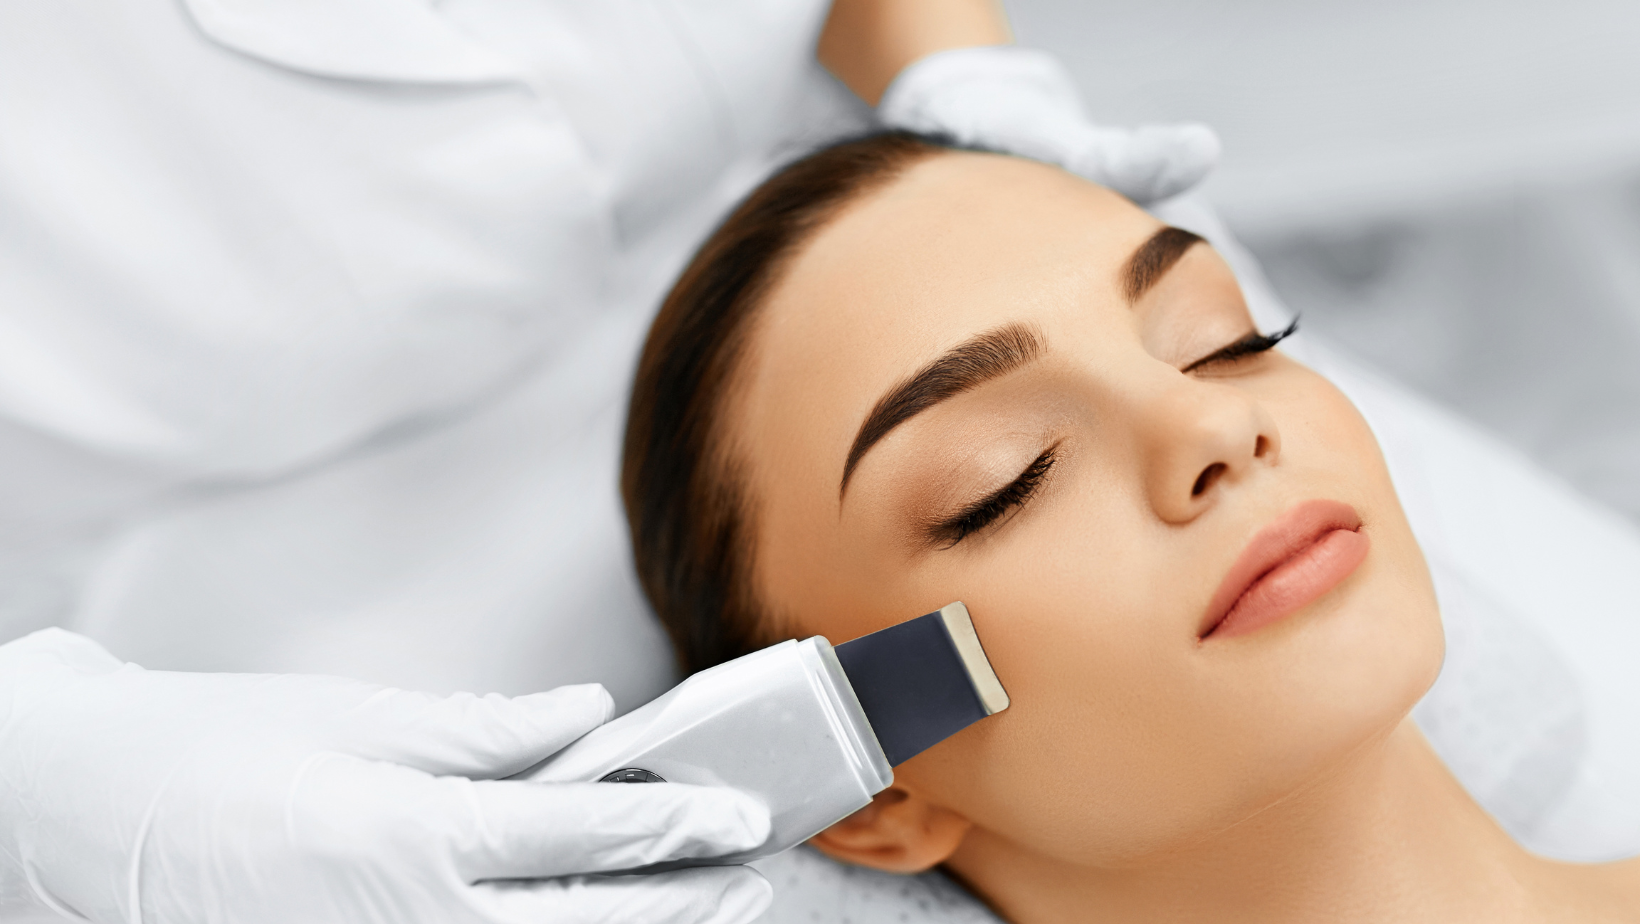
<box><xmin>944</xmin><ymin>720</ymin><xmax>1632</xmax><ymax>923</ymax></box>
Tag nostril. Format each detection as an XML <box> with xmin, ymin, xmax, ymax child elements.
<box><xmin>1254</xmin><ymin>435</ymin><xmax>1271</xmax><ymax>459</ymax></box>
<box><xmin>1192</xmin><ymin>462</ymin><xmax>1226</xmax><ymax>497</ymax></box>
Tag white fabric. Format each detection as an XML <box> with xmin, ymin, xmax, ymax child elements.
<box><xmin>0</xmin><ymin>0</ymin><xmax>865</xmax><ymax>709</ymax></box>
<box><xmin>877</xmin><ymin>46</ymin><xmax>1221</xmax><ymax>205</ymax></box>
<box><xmin>0</xmin><ymin>3</ymin><xmax>860</xmax><ymax>919</ymax></box>
<box><xmin>0</xmin><ymin>628</ymin><xmax>773</xmax><ymax>923</ymax></box>
<box><xmin>754</xmin><ymin>847</ymin><xmax>999</xmax><ymax>924</ymax></box>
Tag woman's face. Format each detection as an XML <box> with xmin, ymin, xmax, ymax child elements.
<box><xmin>728</xmin><ymin>151</ymin><xmax>1443</xmax><ymax>866</ymax></box>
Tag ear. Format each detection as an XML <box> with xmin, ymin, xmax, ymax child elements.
<box><xmin>809</xmin><ymin>786</ymin><xmax>972</xmax><ymax>873</ymax></box>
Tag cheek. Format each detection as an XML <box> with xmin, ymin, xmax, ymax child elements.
<box><xmin>889</xmin><ymin>481</ymin><xmax>1256</xmax><ymax>863</ymax></box>
<box><xmin>1284</xmin><ymin>374</ymin><xmax>1439</xmax><ymax>628</ymax></box>
<box><xmin>1275</xmin><ymin>376</ymin><xmax>1446</xmax><ymax>715</ymax></box>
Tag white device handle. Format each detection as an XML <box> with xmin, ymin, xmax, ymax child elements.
<box><xmin>516</xmin><ymin>637</ymin><xmax>893</xmax><ymax>863</ymax></box>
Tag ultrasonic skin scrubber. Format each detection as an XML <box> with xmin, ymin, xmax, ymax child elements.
<box><xmin>517</xmin><ymin>602</ymin><xmax>1009</xmax><ymax>864</ymax></box>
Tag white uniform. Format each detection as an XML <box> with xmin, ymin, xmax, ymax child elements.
<box><xmin>0</xmin><ymin>0</ymin><xmax>865</xmax><ymax>710</ymax></box>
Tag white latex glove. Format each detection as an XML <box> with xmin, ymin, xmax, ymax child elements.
<box><xmin>877</xmin><ymin>45</ymin><xmax>1221</xmax><ymax>205</ymax></box>
<box><xmin>0</xmin><ymin>629</ymin><xmax>772</xmax><ymax>924</ymax></box>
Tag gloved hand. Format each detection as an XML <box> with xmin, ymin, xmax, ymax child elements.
<box><xmin>877</xmin><ymin>45</ymin><xmax>1221</xmax><ymax>205</ymax></box>
<box><xmin>0</xmin><ymin>629</ymin><xmax>772</xmax><ymax>924</ymax></box>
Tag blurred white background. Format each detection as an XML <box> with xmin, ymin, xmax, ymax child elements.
<box><xmin>1010</xmin><ymin>0</ymin><xmax>1640</xmax><ymax>523</ymax></box>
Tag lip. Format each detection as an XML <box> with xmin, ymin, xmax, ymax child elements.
<box><xmin>1198</xmin><ymin>499</ymin><xmax>1369</xmax><ymax>641</ymax></box>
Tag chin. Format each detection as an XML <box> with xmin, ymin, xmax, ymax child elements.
<box><xmin>1023</xmin><ymin>580</ymin><xmax>1442</xmax><ymax>869</ymax></box>
<box><xmin>1241</xmin><ymin>528</ymin><xmax>1445</xmax><ymax>797</ymax></box>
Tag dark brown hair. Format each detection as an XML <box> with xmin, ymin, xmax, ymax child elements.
<box><xmin>622</xmin><ymin>131</ymin><xmax>956</xmax><ymax>675</ymax></box>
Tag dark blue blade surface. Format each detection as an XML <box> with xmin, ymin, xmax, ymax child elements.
<box><xmin>834</xmin><ymin>610</ymin><xmax>989</xmax><ymax>766</ymax></box>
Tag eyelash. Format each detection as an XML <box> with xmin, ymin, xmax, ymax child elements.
<box><xmin>928</xmin><ymin>320</ymin><xmax>1298</xmax><ymax>550</ymax></box>
<box><xmin>1181</xmin><ymin>318</ymin><xmax>1299</xmax><ymax>374</ymax></box>
<box><xmin>930</xmin><ymin>446</ymin><xmax>1058</xmax><ymax>549</ymax></box>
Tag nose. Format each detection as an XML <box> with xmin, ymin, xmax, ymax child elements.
<box><xmin>1137</xmin><ymin>377</ymin><xmax>1281</xmax><ymax>524</ymax></box>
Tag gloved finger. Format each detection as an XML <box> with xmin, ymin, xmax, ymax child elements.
<box><xmin>473</xmin><ymin>866</ymin><xmax>772</xmax><ymax>924</ymax></box>
<box><xmin>1071</xmin><ymin>122</ymin><xmax>1222</xmax><ymax>205</ymax></box>
<box><xmin>0</xmin><ymin>627</ymin><xmax>126</xmax><ymax>676</ymax></box>
<box><xmin>448</xmin><ymin>780</ymin><xmax>772</xmax><ymax>880</ymax></box>
<box><xmin>342</xmin><ymin>683</ymin><xmax>615</xmax><ymax>777</ymax></box>
<box><xmin>286</xmin><ymin>757</ymin><xmax>771</xmax><ymax>882</ymax></box>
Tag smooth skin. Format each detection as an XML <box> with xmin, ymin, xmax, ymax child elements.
<box><xmin>720</xmin><ymin>151</ymin><xmax>1640</xmax><ymax>922</ymax></box>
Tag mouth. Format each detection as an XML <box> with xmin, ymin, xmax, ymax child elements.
<box><xmin>1198</xmin><ymin>499</ymin><xmax>1369</xmax><ymax>641</ymax></box>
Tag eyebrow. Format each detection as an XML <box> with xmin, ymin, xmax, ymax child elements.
<box><xmin>840</xmin><ymin>323</ymin><xmax>1044</xmax><ymax>498</ymax></box>
<box><xmin>1122</xmin><ymin>226</ymin><xmax>1205</xmax><ymax>303</ymax></box>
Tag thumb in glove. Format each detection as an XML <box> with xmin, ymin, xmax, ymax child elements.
<box><xmin>877</xmin><ymin>45</ymin><xmax>1220</xmax><ymax>204</ymax></box>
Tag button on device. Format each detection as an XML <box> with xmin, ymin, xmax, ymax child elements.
<box><xmin>599</xmin><ymin>768</ymin><xmax>666</xmax><ymax>783</ymax></box>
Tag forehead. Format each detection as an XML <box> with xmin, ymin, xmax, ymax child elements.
<box><xmin>734</xmin><ymin>151</ymin><xmax>1162</xmax><ymax>482</ymax></box>
<box><xmin>771</xmin><ymin>152</ymin><xmax>1157</xmax><ymax>339</ymax></box>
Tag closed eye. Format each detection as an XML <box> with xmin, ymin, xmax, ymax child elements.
<box><xmin>1181</xmin><ymin>319</ymin><xmax>1299</xmax><ymax>374</ymax></box>
<box><xmin>929</xmin><ymin>445</ymin><xmax>1058</xmax><ymax>549</ymax></box>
